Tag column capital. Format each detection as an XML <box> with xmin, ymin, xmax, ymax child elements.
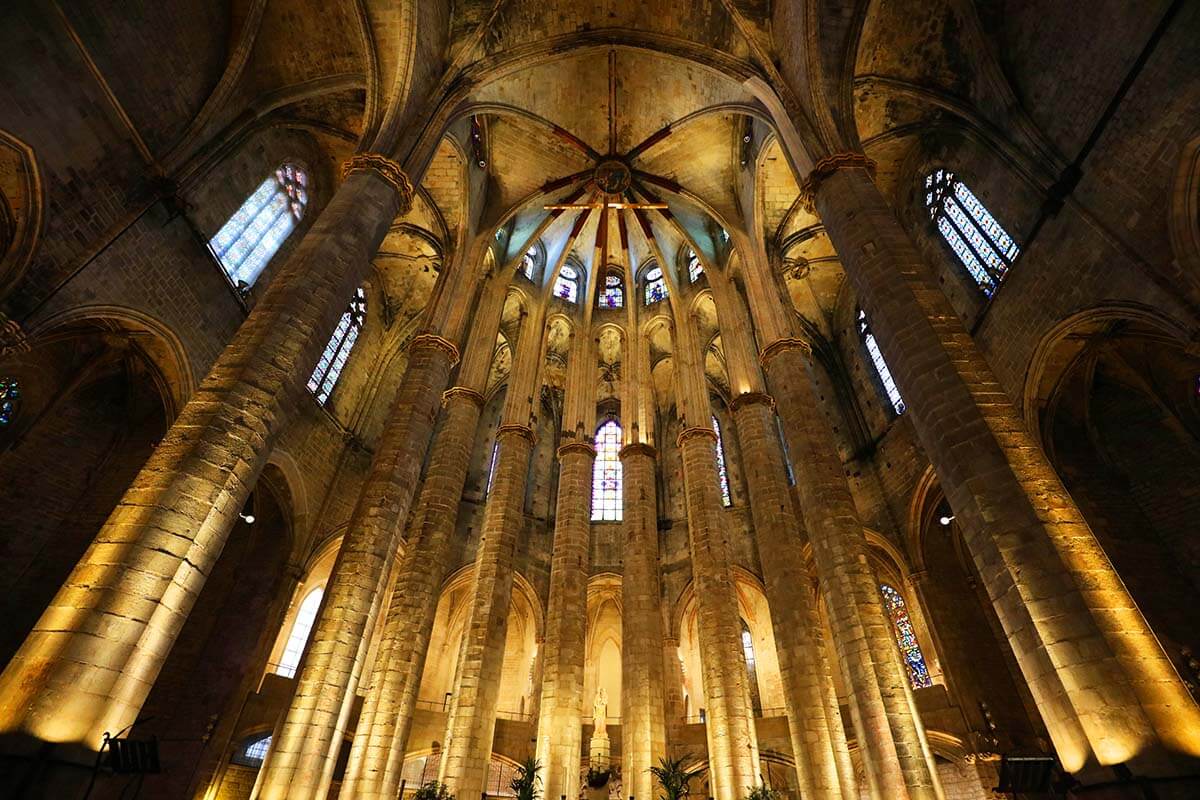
<box><xmin>619</xmin><ymin>442</ymin><xmax>657</xmax><ymax>460</ymax></box>
<box><xmin>799</xmin><ymin>151</ymin><xmax>877</xmax><ymax>211</ymax></box>
<box><xmin>442</xmin><ymin>386</ymin><xmax>485</xmax><ymax>408</ymax></box>
<box><xmin>675</xmin><ymin>426</ymin><xmax>718</xmax><ymax>448</ymax></box>
<box><xmin>729</xmin><ymin>391</ymin><xmax>776</xmax><ymax>413</ymax></box>
<box><xmin>497</xmin><ymin>423</ymin><xmax>536</xmax><ymax>445</ymax></box>
<box><xmin>409</xmin><ymin>333</ymin><xmax>461</xmax><ymax>365</ymax></box>
<box><xmin>557</xmin><ymin>441</ymin><xmax>596</xmax><ymax>459</ymax></box>
<box><xmin>341</xmin><ymin>152</ymin><xmax>415</xmax><ymax>213</ymax></box>
<box><xmin>758</xmin><ymin>337</ymin><xmax>811</xmax><ymax>365</ymax></box>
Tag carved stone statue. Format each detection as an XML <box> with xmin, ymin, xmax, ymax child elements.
<box><xmin>592</xmin><ymin>687</ymin><xmax>608</xmax><ymax>735</ymax></box>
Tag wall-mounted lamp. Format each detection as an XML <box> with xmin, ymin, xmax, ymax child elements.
<box><xmin>938</xmin><ymin>514</ymin><xmax>955</xmax><ymax>526</ymax></box>
<box><xmin>239</xmin><ymin>512</ymin><xmax>256</xmax><ymax>524</ymax></box>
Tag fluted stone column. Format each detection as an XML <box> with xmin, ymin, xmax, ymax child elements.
<box><xmin>438</xmin><ymin>422</ymin><xmax>536</xmax><ymax>799</ymax></box>
<box><xmin>760</xmin><ymin>338</ymin><xmax>941</xmax><ymax>800</ymax></box>
<box><xmin>0</xmin><ymin>159</ymin><xmax>410</xmax><ymax>754</ymax></box>
<box><xmin>676</xmin><ymin>425</ymin><xmax>760</xmax><ymax>800</ymax></box>
<box><xmin>338</xmin><ymin>267</ymin><xmax>512</xmax><ymax>800</ymax></box>
<box><xmin>729</xmin><ymin>391</ymin><xmax>856</xmax><ymax>800</ymax></box>
<box><xmin>620</xmin><ymin>443</ymin><xmax>668</xmax><ymax>800</ymax></box>
<box><xmin>534</xmin><ymin>440</ymin><xmax>595</xmax><ymax>800</ymax></box>
<box><xmin>809</xmin><ymin>157</ymin><xmax>1200</xmax><ymax>782</ymax></box>
<box><xmin>255</xmin><ymin>332</ymin><xmax>461</xmax><ymax>800</ymax></box>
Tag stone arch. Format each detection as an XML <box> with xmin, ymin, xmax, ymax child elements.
<box><xmin>0</xmin><ymin>128</ymin><xmax>43</xmax><ymax>298</ymax></box>
<box><xmin>584</xmin><ymin>573</ymin><xmax>623</xmax><ymax>720</ymax></box>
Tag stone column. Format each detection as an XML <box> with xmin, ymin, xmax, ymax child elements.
<box><xmin>760</xmin><ymin>338</ymin><xmax>941</xmax><ymax>800</ymax></box>
<box><xmin>437</xmin><ymin>422</ymin><xmax>535</xmax><ymax>800</ymax></box>
<box><xmin>0</xmin><ymin>158</ymin><xmax>411</xmax><ymax>753</ymax></box>
<box><xmin>255</xmin><ymin>332</ymin><xmax>462</xmax><ymax>800</ymax></box>
<box><xmin>809</xmin><ymin>156</ymin><xmax>1200</xmax><ymax>781</ymax></box>
<box><xmin>728</xmin><ymin>391</ymin><xmax>855</xmax><ymax>800</ymax></box>
<box><xmin>676</xmin><ymin>425</ymin><xmax>760</xmax><ymax>800</ymax></box>
<box><xmin>338</xmin><ymin>269</ymin><xmax>512</xmax><ymax>800</ymax></box>
<box><xmin>620</xmin><ymin>443</ymin><xmax>669</xmax><ymax>800</ymax></box>
<box><xmin>534</xmin><ymin>440</ymin><xmax>595</xmax><ymax>800</ymax></box>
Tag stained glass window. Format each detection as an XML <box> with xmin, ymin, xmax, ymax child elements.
<box><xmin>925</xmin><ymin>169</ymin><xmax>1019</xmax><ymax>296</ymax></box>
<box><xmin>741</xmin><ymin>619</ymin><xmax>762</xmax><ymax>715</ymax></box>
<box><xmin>276</xmin><ymin>587</ymin><xmax>323</xmax><ymax>678</ymax></box>
<box><xmin>602</xmin><ymin>274</ymin><xmax>624</xmax><ymax>308</ymax></box>
<box><xmin>308</xmin><ymin>288</ymin><xmax>367</xmax><ymax>405</ymax></box>
<box><xmin>687</xmin><ymin>250</ymin><xmax>704</xmax><ymax>283</ymax></box>
<box><xmin>880</xmin><ymin>583</ymin><xmax>932</xmax><ymax>689</ymax></box>
<box><xmin>0</xmin><ymin>378</ymin><xmax>20</xmax><ymax>426</ymax></box>
<box><xmin>520</xmin><ymin>247</ymin><xmax>537</xmax><ymax>279</ymax></box>
<box><xmin>210</xmin><ymin>163</ymin><xmax>308</xmax><ymax>289</ymax></box>
<box><xmin>237</xmin><ymin>734</ymin><xmax>272</xmax><ymax>766</ymax></box>
<box><xmin>591</xmin><ymin>419</ymin><xmax>623</xmax><ymax>521</ymax></box>
<box><xmin>858</xmin><ymin>309</ymin><xmax>905</xmax><ymax>415</ymax></box>
<box><xmin>486</xmin><ymin>440</ymin><xmax>500</xmax><ymax>496</ymax></box>
<box><xmin>712</xmin><ymin>415</ymin><xmax>732</xmax><ymax>507</ymax></box>
<box><xmin>554</xmin><ymin>264</ymin><xmax>579</xmax><ymax>303</ymax></box>
<box><xmin>644</xmin><ymin>266</ymin><xmax>667</xmax><ymax>305</ymax></box>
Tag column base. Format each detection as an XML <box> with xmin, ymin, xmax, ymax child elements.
<box><xmin>588</xmin><ymin>733</ymin><xmax>610</xmax><ymax>769</ymax></box>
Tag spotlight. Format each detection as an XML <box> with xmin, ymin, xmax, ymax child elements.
<box><xmin>240</xmin><ymin>512</ymin><xmax>256</xmax><ymax>524</ymax></box>
<box><xmin>938</xmin><ymin>514</ymin><xmax>955</xmax><ymax>526</ymax></box>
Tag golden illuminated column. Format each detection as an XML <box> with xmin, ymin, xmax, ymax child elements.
<box><xmin>733</xmin><ymin>225</ymin><xmax>940</xmax><ymax>799</ymax></box>
<box><xmin>620</xmin><ymin>441</ymin><xmax>669</xmax><ymax>800</ymax></box>
<box><xmin>0</xmin><ymin>158</ymin><xmax>411</xmax><ymax>751</ymax></box>
<box><xmin>727</xmin><ymin>391</ymin><xmax>855</xmax><ymax>800</ymax></box>
<box><xmin>808</xmin><ymin>155</ymin><xmax>1200</xmax><ymax>781</ymax></box>
<box><xmin>337</xmin><ymin>268</ymin><xmax>513</xmax><ymax>800</ymax></box>
<box><xmin>534</xmin><ymin>327</ymin><xmax>596</xmax><ymax>800</ymax></box>
<box><xmin>438</xmin><ymin>307</ymin><xmax>548</xmax><ymax>800</ymax></box>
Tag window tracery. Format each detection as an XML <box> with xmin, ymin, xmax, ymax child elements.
<box><xmin>687</xmin><ymin>249</ymin><xmax>703</xmax><ymax>283</ymax></box>
<box><xmin>712</xmin><ymin>414</ymin><xmax>732</xmax><ymax>507</ymax></box>
<box><xmin>276</xmin><ymin>587</ymin><xmax>323</xmax><ymax>679</ymax></box>
<box><xmin>591</xmin><ymin>419</ymin><xmax>623</xmax><ymax>521</ymax></box>
<box><xmin>601</xmin><ymin>273</ymin><xmax>624</xmax><ymax>308</ymax></box>
<box><xmin>520</xmin><ymin>246</ymin><xmax>537</xmax><ymax>280</ymax></box>
<box><xmin>235</xmin><ymin>734</ymin><xmax>272</xmax><ymax>767</ymax></box>
<box><xmin>308</xmin><ymin>287</ymin><xmax>366</xmax><ymax>405</ymax></box>
<box><xmin>644</xmin><ymin>265</ymin><xmax>667</xmax><ymax>305</ymax></box>
<box><xmin>210</xmin><ymin>163</ymin><xmax>308</xmax><ymax>289</ymax></box>
<box><xmin>858</xmin><ymin>309</ymin><xmax>905</xmax><ymax>415</ymax></box>
<box><xmin>554</xmin><ymin>264</ymin><xmax>579</xmax><ymax>303</ymax></box>
<box><xmin>880</xmin><ymin>583</ymin><xmax>932</xmax><ymax>689</ymax></box>
<box><xmin>925</xmin><ymin>169</ymin><xmax>1019</xmax><ymax>295</ymax></box>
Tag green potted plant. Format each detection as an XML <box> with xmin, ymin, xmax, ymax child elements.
<box><xmin>510</xmin><ymin>756</ymin><xmax>542</xmax><ymax>800</ymax></box>
<box><xmin>412</xmin><ymin>781</ymin><xmax>455</xmax><ymax>800</ymax></box>
<box><xmin>745</xmin><ymin>784</ymin><xmax>780</xmax><ymax>800</ymax></box>
<box><xmin>649</xmin><ymin>756</ymin><xmax>702</xmax><ymax>800</ymax></box>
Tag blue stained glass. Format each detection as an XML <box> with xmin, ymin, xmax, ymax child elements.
<box><xmin>242</xmin><ymin>735</ymin><xmax>271</xmax><ymax>765</ymax></box>
<box><xmin>308</xmin><ymin>288</ymin><xmax>366</xmax><ymax>404</ymax></box>
<box><xmin>881</xmin><ymin>584</ymin><xmax>932</xmax><ymax>689</ymax></box>
<box><xmin>712</xmin><ymin>415</ymin><xmax>732</xmax><ymax>507</ymax></box>
<box><xmin>925</xmin><ymin>169</ymin><xmax>1020</xmax><ymax>296</ymax></box>
<box><xmin>211</xmin><ymin>164</ymin><xmax>308</xmax><ymax>288</ymax></box>
<box><xmin>602</xmin><ymin>274</ymin><xmax>624</xmax><ymax>308</ymax></box>
<box><xmin>644</xmin><ymin>266</ymin><xmax>667</xmax><ymax>305</ymax></box>
<box><xmin>687</xmin><ymin>250</ymin><xmax>703</xmax><ymax>282</ymax></box>
<box><xmin>0</xmin><ymin>378</ymin><xmax>20</xmax><ymax>426</ymax></box>
<box><xmin>554</xmin><ymin>264</ymin><xmax>579</xmax><ymax>303</ymax></box>
<box><xmin>591</xmin><ymin>419</ymin><xmax>623</xmax><ymax>521</ymax></box>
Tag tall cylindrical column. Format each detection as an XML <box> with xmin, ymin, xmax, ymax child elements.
<box><xmin>762</xmin><ymin>339</ymin><xmax>941</xmax><ymax>800</ymax></box>
<box><xmin>676</xmin><ymin>426</ymin><xmax>760</xmax><ymax>800</ymax></box>
<box><xmin>337</xmin><ymin>267</ymin><xmax>512</xmax><ymax>800</ymax></box>
<box><xmin>437</xmin><ymin>423</ymin><xmax>535</xmax><ymax>799</ymax></box>
<box><xmin>0</xmin><ymin>160</ymin><xmax>410</xmax><ymax>750</ymax></box>
<box><xmin>534</xmin><ymin>441</ymin><xmax>594</xmax><ymax>800</ymax></box>
<box><xmin>255</xmin><ymin>333</ymin><xmax>461</xmax><ymax>800</ymax></box>
<box><xmin>620</xmin><ymin>443</ymin><xmax>669</xmax><ymax>800</ymax></box>
<box><xmin>810</xmin><ymin>157</ymin><xmax>1200</xmax><ymax>779</ymax></box>
<box><xmin>729</xmin><ymin>391</ymin><xmax>855</xmax><ymax>800</ymax></box>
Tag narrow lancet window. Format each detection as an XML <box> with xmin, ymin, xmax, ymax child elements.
<box><xmin>881</xmin><ymin>583</ymin><xmax>933</xmax><ymax>689</ymax></box>
<box><xmin>925</xmin><ymin>169</ymin><xmax>1019</xmax><ymax>295</ymax></box>
<box><xmin>308</xmin><ymin>287</ymin><xmax>366</xmax><ymax>404</ymax></box>
<box><xmin>645</xmin><ymin>266</ymin><xmax>667</xmax><ymax>305</ymax></box>
<box><xmin>858</xmin><ymin>309</ymin><xmax>905</xmax><ymax>415</ymax></box>
<box><xmin>712</xmin><ymin>414</ymin><xmax>732</xmax><ymax>507</ymax></box>
<box><xmin>210</xmin><ymin>163</ymin><xmax>308</xmax><ymax>289</ymax></box>
<box><xmin>591</xmin><ymin>419</ymin><xmax>623</xmax><ymax>521</ymax></box>
<box><xmin>276</xmin><ymin>587</ymin><xmax>323</xmax><ymax>678</ymax></box>
<box><xmin>485</xmin><ymin>440</ymin><xmax>500</xmax><ymax>496</ymax></box>
<box><xmin>554</xmin><ymin>264</ymin><xmax>579</xmax><ymax>303</ymax></box>
<box><xmin>0</xmin><ymin>378</ymin><xmax>20</xmax><ymax>426</ymax></box>
<box><xmin>687</xmin><ymin>249</ymin><xmax>703</xmax><ymax>282</ymax></box>
<box><xmin>520</xmin><ymin>247</ymin><xmax>537</xmax><ymax>279</ymax></box>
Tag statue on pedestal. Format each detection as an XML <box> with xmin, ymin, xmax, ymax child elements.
<box><xmin>592</xmin><ymin>687</ymin><xmax>608</xmax><ymax>736</ymax></box>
